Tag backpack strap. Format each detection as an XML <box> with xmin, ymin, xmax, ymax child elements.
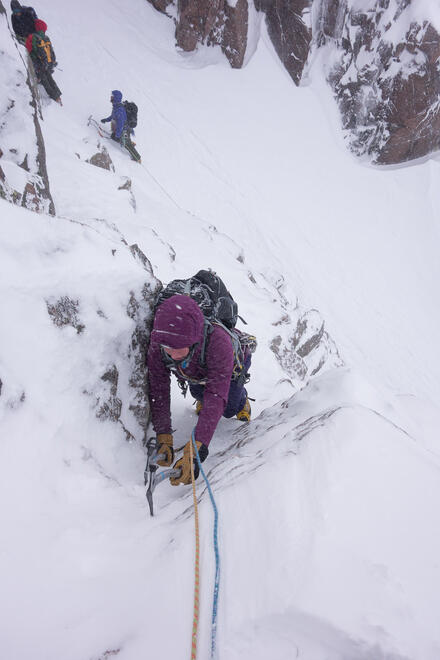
<box><xmin>35</xmin><ymin>35</ymin><xmax>52</xmax><ymax>63</ymax></box>
<box><xmin>199</xmin><ymin>318</ymin><xmax>214</xmax><ymax>369</ymax></box>
<box><xmin>183</xmin><ymin>278</ymin><xmax>193</xmax><ymax>296</ymax></box>
<box><xmin>201</xmin><ymin>320</ymin><xmax>247</xmax><ymax>381</ymax></box>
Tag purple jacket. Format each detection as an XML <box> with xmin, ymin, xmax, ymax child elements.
<box><xmin>147</xmin><ymin>295</ymin><xmax>234</xmax><ymax>447</ymax></box>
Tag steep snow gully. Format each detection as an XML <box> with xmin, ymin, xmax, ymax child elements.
<box><xmin>1</xmin><ymin>1</ymin><xmax>440</xmax><ymax>660</ymax></box>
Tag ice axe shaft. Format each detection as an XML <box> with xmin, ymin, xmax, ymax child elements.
<box><xmin>144</xmin><ymin>438</ymin><xmax>181</xmax><ymax>516</ymax></box>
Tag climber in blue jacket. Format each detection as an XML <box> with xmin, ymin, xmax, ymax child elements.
<box><xmin>101</xmin><ymin>90</ymin><xmax>127</xmax><ymax>141</ymax></box>
<box><xmin>100</xmin><ymin>89</ymin><xmax>141</xmax><ymax>163</ymax></box>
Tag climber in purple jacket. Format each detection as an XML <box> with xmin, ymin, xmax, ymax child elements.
<box><xmin>147</xmin><ymin>294</ymin><xmax>251</xmax><ymax>486</ymax></box>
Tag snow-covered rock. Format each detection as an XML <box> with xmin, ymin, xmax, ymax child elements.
<box><xmin>321</xmin><ymin>0</ymin><xmax>440</xmax><ymax>164</ymax></box>
<box><xmin>0</xmin><ymin>202</ymin><xmax>160</xmax><ymax>441</ymax></box>
<box><xmin>147</xmin><ymin>0</ymin><xmax>440</xmax><ymax>164</ymax></box>
<box><xmin>1</xmin><ymin>1</ymin><xmax>440</xmax><ymax>658</ymax></box>
<box><xmin>0</xmin><ymin>1</ymin><xmax>54</xmax><ymax>213</ymax></box>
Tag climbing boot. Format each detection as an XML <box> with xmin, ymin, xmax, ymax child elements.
<box><xmin>195</xmin><ymin>400</ymin><xmax>203</xmax><ymax>416</ymax></box>
<box><xmin>236</xmin><ymin>398</ymin><xmax>251</xmax><ymax>422</ymax></box>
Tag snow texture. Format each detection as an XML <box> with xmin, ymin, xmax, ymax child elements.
<box><xmin>1</xmin><ymin>1</ymin><xmax>440</xmax><ymax>659</ymax></box>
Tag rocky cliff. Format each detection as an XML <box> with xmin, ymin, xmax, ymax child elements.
<box><xmin>148</xmin><ymin>0</ymin><xmax>440</xmax><ymax>165</ymax></box>
<box><xmin>0</xmin><ymin>0</ymin><xmax>55</xmax><ymax>213</ymax></box>
<box><xmin>319</xmin><ymin>0</ymin><xmax>440</xmax><ymax>164</ymax></box>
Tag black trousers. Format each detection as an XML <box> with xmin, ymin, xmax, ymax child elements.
<box><xmin>32</xmin><ymin>59</ymin><xmax>61</xmax><ymax>101</ymax></box>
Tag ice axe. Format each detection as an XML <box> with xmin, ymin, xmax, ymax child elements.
<box><xmin>144</xmin><ymin>438</ymin><xmax>180</xmax><ymax>516</ymax></box>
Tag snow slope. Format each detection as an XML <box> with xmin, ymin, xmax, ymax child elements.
<box><xmin>1</xmin><ymin>1</ymin><xmax>440</xmax><ymax>659</ymax></box>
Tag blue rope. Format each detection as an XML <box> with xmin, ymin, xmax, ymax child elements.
<box><xmin>192</xmin><ymin>428</ymin><xmax>220</xmax><ymax>659</ymax></box>
<box><xmin>155</xmin><ymin>471</ymin><xmax>168</xmax><ymax>485</ymax></box>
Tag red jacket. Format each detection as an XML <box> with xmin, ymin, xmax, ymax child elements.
<box><xmin>25</xmin><ymin>19</ymin><xmax>47</xmax><ymax>52</ymax></box>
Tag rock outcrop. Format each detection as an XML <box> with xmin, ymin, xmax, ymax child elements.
<box><xmin>44</xmin><ymin>237</ymin><xmax>161</xmax><ymax>442</ymax></box>
<box><xmin>46</xmin><ymin>296</ymin><xmax>86</xmax><ymax>334</ymax></box>
<box><xmin>147</xmin><ymin>0</ymin><xmax>440</xmax><ymax>165</ymax></box>
<box><xmin>255</xmin><ymin>0</ymin><xmax>312</xmax><ymax>85</ymax></box>
<box><xmin>321</xmin><ymin>2</ymin><xmax>440</xmax><ymax>164</ymax></box>
<box><xmin>87</xmin><ymin>146</ymin><xmax>115</xmax><ymax>172</ymax></box>
<box><xmin>270</xmin><ymin>308</ymin><xmax>343</xmax><ymax>383</ymax></box>
<box><xmin>93</xmin><ymin>248</ymin><xmax>160</xmax><ymax>440</ymax></box>
<box><xmin>151</xmin><ymin>0</ymin><xmax>249</xmax><ymax>68</ymax></box>
<box><xmin>244</xmin><ymin>268</ymin><xmax>343</xmax><ymax>390</ymax></box>
<box><xmin>0</xmin><ymin>0</ymin><xmax>55</xmax><ymax>213</ymax></box>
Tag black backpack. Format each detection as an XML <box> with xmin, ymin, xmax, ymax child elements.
<box><xmin>156</xmin><ymin>270</ymin><xmax>256</xmax><ymax>385</ymax></box>
<box><xmin>34</xmin><ymin>33</ymin><xmax>56</xmax><ymax>67</ymax></box>
<box><xmin>156</xmin><ymin>269</ymin><xmax>239</xmax><ymax>329</ymax></box>
<box><xmin>123</xmin><ymin>101</ymin><xmax>138</xmax><ymax>128</ymax></box>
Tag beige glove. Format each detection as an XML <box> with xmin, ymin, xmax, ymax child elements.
<box><xmin>156</xmin><ymin>433</ymin><xmax>174</xmax><ymax>467</ymax></box>
<box><xmin>170</xmin><ymin>440</ymin><xmax>208</xmax><ymax>486</ymax></box>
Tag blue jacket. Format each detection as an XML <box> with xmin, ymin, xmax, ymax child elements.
<box><xmin>103</xmin><ymin>90</ymin><xmax>127</xmax><ymax>139</ymax></box>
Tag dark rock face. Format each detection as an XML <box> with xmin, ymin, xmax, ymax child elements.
<box><xmin>178</xmin><ymin>0</ymin><xmax>249</xmax><ymax>68</ymax></box>
<box><xmin>149</xmin><ymin>0</ymin><xmax>173</xmax><ymax>12</ymax></box>
<box><xmin>147</xmin><ymin>0</ymin><xmax>440</xmax><ymax>165</ymax></box>
<box><xmin>256</xmin><ymin>0</ymin><xmax>312</xmax><ymax>85</ymax></box>
<box><xmin>153</xmin><ymin>0</ymin><xmax>249</xmax><ymax>68</ymax></box>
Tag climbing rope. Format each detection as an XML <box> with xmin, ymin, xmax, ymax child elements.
<box><xmin>189</xmin><ymin>437</ymin><xmax>200</xmax><ymax>660</ymax></box>
<box><xmin>191</xmin><ymin>429</ymin><xmax>220</xmax><ymax>659</ymax></box>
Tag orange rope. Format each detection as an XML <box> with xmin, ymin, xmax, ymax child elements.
<box><xmin>189</xmin><ymin>440</ymin><xmax>200</xmax><ymax>660</ymax></box>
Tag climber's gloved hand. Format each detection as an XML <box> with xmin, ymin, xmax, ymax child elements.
<box><xmin>170</xmin><ymin>439</ymin><xmax>209</xmax><ymax>486</ymax></box>
<box><xmin>101</xmin><ymin>117</ymin><xmax>109</xmax><ymax>123</ymax></box>
<box><xmin>156</xmin><ymin>433</ymin><xmax>174</xmax><ymax>467</ymax></box>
